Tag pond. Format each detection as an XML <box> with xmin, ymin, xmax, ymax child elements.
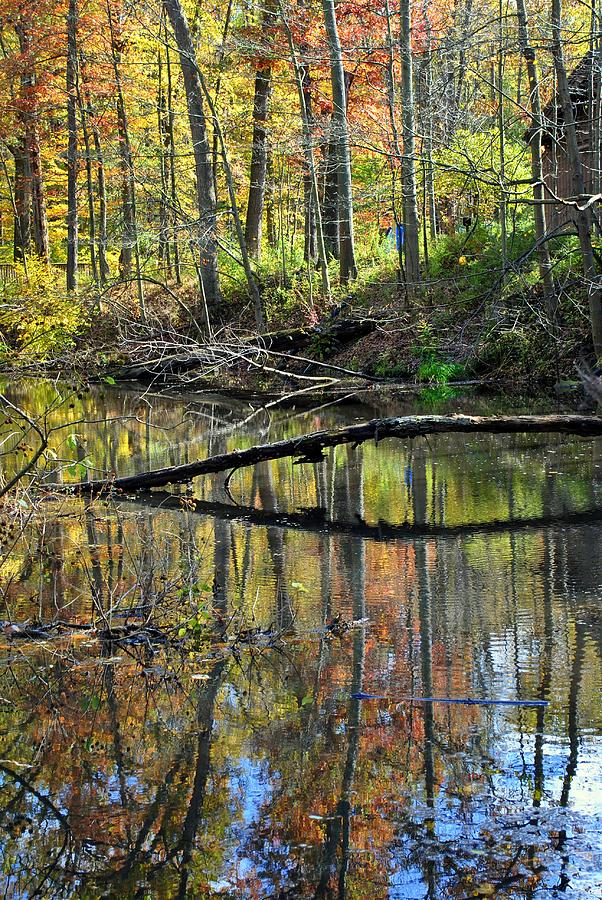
<box><xmin>0</xmin><ymin>380</ymin><xmax>601</xmax><ymax>897</ymax></box>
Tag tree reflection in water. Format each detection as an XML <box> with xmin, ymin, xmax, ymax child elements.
<box><xmin>0</xmin><ymin>382</ymin><xmax>601</xmax><ymax>896</ymax></box>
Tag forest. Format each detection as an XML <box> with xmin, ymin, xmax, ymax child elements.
<box><xmin>0</xmin><ymin>0</ymin><xmax>601</xmax><ymax>379</ymax></box>
<box><xmin>0</xmin><ymin>1</ymin><xmax>602</xmax><ymax>898</ymax></box>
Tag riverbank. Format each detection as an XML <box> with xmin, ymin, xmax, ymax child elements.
<box><xmin>0</xmin><ymin>257</ymin><xmax>595</xmax><ymax>393</ymax></box>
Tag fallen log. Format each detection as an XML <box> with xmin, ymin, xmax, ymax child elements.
<box><xmin>65</xmin><ymin>413</ymin><xmax>602</xmax><ymax>494</ymax></box>
<box><xmin>252</xmin><ymin>317</ymin><xmax>377</xmax><ymax>352</ymax></box>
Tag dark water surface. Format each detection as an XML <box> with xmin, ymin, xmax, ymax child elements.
<box><xmin>0</xmin><ymin>381</ymin><xmax>601</xmax><ymax>897</ymax></box>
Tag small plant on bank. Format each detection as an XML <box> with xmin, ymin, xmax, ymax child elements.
<box><xmin>412</xmin><ymin>318</ymin><xmax>465</xmax><ymax>383</ymax></box>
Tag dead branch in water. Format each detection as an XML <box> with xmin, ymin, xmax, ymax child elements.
<box><xmin>64</xmin><ymin>413</ymin><xmax>602</xmax><ymax>494</ymax></box>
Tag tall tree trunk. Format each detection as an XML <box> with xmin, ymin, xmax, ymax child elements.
<box><xmin>107</xmin><ymin>0</ymin><xmax>144</xmax><ymax>317</ymax></box>
<box><xmin>321</xmin><ymin>0</ymin><xmax>357</xmax><ymax>283</ymax></box>
<box><xmin>77</xmin><ymin>71</ymin><xmax>98</xmax><ymax>283</ymax></box>
<box><xmin>15</xmin><ymin>23</ymin><xmax>49</xmax><ymax>263</ymax></box>
<box><xmin>199</xmin><ymin>75</ymin><xmax>265</xmax><ymax>328</ymax></box>
<box><xmin>497</xmin><ymin>3</ymin><xmax>508</xmax><ymax>270</ymax></box>
<box><xmin>245</xmin><ymin>63</ymin><xmax>272</xmax><ymax>258</ymax></box>
<box><xmin>80</xmin><ymin>51</ymin><xmax>109</xmax><ymax>282</ymax></box>
<box><xmin>211</xmin><ymin>0</ymin><xmax>233</xmax><ymax>198</ymax></box>
<box><xmin>157</xmin><ymin>45</ymin><xmax>171</xmax><ymax>276</ymax></box>
<box><xmin>551</xmin><ymin>0</ymin><xmax>602</xmax><ymax>358</ymax></box>
<box><xmin>66</xmin><ymin>0</ymin><xmax>79</xmax><ymax>291</ymax></box>
<box><xmin>265</xmin><ymin>145</ymin><xmax>277</xmax><ymax>248</ymax></box>
<box><xmin>322</xmin><ymin>132</ymin><xmax>340</xmax><ymax>258</ymax></box>
<box><xmin>165</xmin><ymin>40</ymin><xmax>181</xmax><ymax>284</ymax></box>
<box><xmin>400</xmin><ymin>0</ymin><xmax>421</xmax><ymax>296</ymax></box>
<box><xmin>90</xmin><ymin>111</ymin><xmax>109</xmax><ymax>283</ymax></box>
<box><xmin>279</xmin><ymin>0</ymin><xmax>331</xmax><ymax>298</ymax></box>
<box><xmin>515</xmin><ymin>0</ymin><xmax>555</xmax><ymax>305</ymax></box>
<box><xmin>421</xmin><ymin>0</ymin><xmax>437</xmax><ymax>242</ymax></box>
<box><xmin>384</xmin><ymin>0</ymin><xmax>407</xmax><ymax>286</ymax></box>
<box><xmin>12</xmin><ymin>141</ymin><xmax>31</xmax><ymax>264</ymax></box>
<box><xmin>300</xmin><ymin>60</ymin><xmax>317</xmax><ymax>263</ymax></box>
<box><xmin>28</xmin><ymin>121</ymin><xmax>49</xmax><ymax>262</ymax></box>
<box><xmin>163</xmin><ymin>0</ymin><xmax>221</xmax><ymax>316</ymax></box>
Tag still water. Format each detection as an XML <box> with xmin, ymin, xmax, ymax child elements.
<box><xmin>0</xmin><ymin>381</ymin><xmax>601</xmax><ymax>898</ymax></box>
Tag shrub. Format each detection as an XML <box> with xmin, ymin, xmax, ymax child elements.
<box><xmin>0</xmin><ymin>260</ymin><xmax>89</xmax><ymax>362</ymax></box>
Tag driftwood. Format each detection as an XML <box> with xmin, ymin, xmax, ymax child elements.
<box><xmin>67</xmin><ymin>413</ymin><xmax>602</xmax><ymax>494</ymax></box>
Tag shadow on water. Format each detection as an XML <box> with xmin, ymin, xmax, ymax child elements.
<box><xmin>0</xmin><ymin>380</ymin><xmax>601</xmax><ymax>896</ymax></box>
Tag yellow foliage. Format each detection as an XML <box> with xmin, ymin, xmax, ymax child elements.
<box><xmin>0</xmin><ymin>259</ymin><xmax>89</xmax><ymax>361</ymax></box>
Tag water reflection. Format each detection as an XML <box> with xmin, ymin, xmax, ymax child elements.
<box><xmin>0</xmin><ymin>382</ymin><xmax>601</xmax><ymax>896</ymax></box>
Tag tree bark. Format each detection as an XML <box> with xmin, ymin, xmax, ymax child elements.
<box><xmin>551</xmin><ymin>0</ymin><xmax>602</xmax><ymax>358</ymax></box>
<box><xmin>400</xmin><ymin>0</ymin><xmax>421</xmax><ymax>297</ymax></box>
<box><xmin>321</xmin><ymin>0</ymin><xmax>357</xmax><ymax>283</ymax></box>
<box><xmin>15</xmin><ymin>22</ymin><xmax>49</xmax><ymax>263</ymax></box>
<box><xmin>107</xmin><ymin>1</ymin><xmax>145</xmax><ymax>317</ymax></box>
<box><xmin>266</xmin><ymin>146</ymin><xmax>277</xmax><ymax>248</ymax></box>
<box><xmin>322</xmin><ymin>132</ymin><xmax>340</xmax><ymax>258</ymax></box>
<box><xmin>66</xmin><ymin>0</ymin><xmax>79</xmax><ymax>292</ymax></box>
<box><xmin>70</xmin><ymin>414</ymin><xmax>602</xmax><ymax>493</ymax></box>
<box><xmin>245</xmin><ymin>63</ymin><xmax>273</xmax><ymax>257</ymax></box>
<box><xmin>28</xmin><ymin>120</ymin><xmax>49</xmax><ymax>262</ymax></box>
<box><xmin>157</xmin><ymin>44</ymin><xmax>171</xmax><ymax>276</ymax></box>
<box><xmin>163</xmin><ymin>0</ymin><xmax>221</xmax><ymax>315</ymax></box>
<box><xmin>165</xmin><ymin>40</ymin><xmax>181</xmax><ymax>284</ymax></box>
<box><xmin>77</xmin><ymin>67</ymin><xmax>97</xmax><ymax>283</ymax></box>
<box><xmin>279</xmin><ymin>1</ymin><xmax>331</xmax><ymax>298</ymax></box>
<box><xmin>12</xmin><ymin>140</ymin><xmax>31</xmax><ymax>263</ymax></box>
<box><xmin>300</xmin><ymin>60</ymin><xmax>317</xmax><ymax>263</ymax></box>
<box><xmin>515</xmin><ymin>0</ymin><xmax>555</xmax><ymax>305</ymax></box>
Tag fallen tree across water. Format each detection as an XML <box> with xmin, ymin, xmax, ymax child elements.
<box><xmin>64</xmin><ymin>413</ymin><xmax>602</xmax><ymax>494</ymax></box>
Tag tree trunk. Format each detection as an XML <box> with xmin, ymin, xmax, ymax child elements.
<box><xmin>515</xmin><ymin>0</ymin><xmax>555</xmax><ymax>305</ymax></box>
<box><xmin>66</xmin><ymin>0</ymin><xmax>79</xmax><ymax>292</ymax></box>
<box><xmin>279</xmin><ymin>1</ymin><xmax>331</xmax><ymax>298</ymax></box>
<box><xmin>107</xmin><ymin>1</ymin><xmax>145</xmax><ymax>318</ymax></box>
<box><xmin>72</xmin><ymin>413</ymin><xmax>602</xmax><ymax>494</ymax></box>
<box><xmin>28</xmin><ymin>121</ymin><xmax>49</xmax><ymax>263</ymax></box>
<box><xmin>199</xmin><ymin>75</ymin><xmax>265</xmax><ymax>329</ymax></box>
<box><xmin>300</xmin><ymin>61</ymin><xmax>317</xmax><ymax>263</ymax></box>
<box><xmin>400</xmin><ymin>0</ymin><xmax>421</xmax><ymax>297</ymax></box>
<box><xmin>245</xmin><ymin>63</ymin><xmax>273</xmax><ymax>258</ymax></box>
<box><xmin>420</xmin><ymin>1</ymin><xmax>437</xmax><ymax>242</ymax></box>
<box><xmin>322</xmin><ymin>132</ymin><xmax>340</xmax><ymax>258</ymax></box>
<box><xmin>157</xmin><ymin>45</ymin><xmax>171</xmax><ymax>276</ymax></box>
<box><xmin>210</xmin><ymin>0</ymin><xmax>233</xmax><ymax>199</ymax></box>
<box><xmin>551</xmin><ymin>0</ymin><xmax>602</xmax><ymax>358</ymax></box>
<box><xmin>265</xmin><ymin>146</ymin><xmax>277</xmax><ymax>248</ymax></box>
<box><xmin>12</xmin><ymin>141</ymin><xmax>31</xmax><ymax>264</ymax></box>
<box><xmin>321</xmin><ymin>0</ymin><xmax>357</xmax><ymax>283</ymax></box>
<box><xmin>90</xmin><ymin>110</ymin><xmax>109</xmax><ymax>283</ymax></box>
<box><xmin>163</xmin><ymin>0</ymin><xmax>221</xmax><ymax>315</ymax></box>
<box><xmin>165</xmin><ymin>41</ymin><xmax>181</xmax><ymax>284</ymax></box>
<box><xmin>77</xmin><ymin>70</ymin><xmax>98</xmax><ymax>283</ymax></box>
<box><xmin>15</xmin><ymin>22</ymin><xmax>49</xmax><ymax>263</ymax></box>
